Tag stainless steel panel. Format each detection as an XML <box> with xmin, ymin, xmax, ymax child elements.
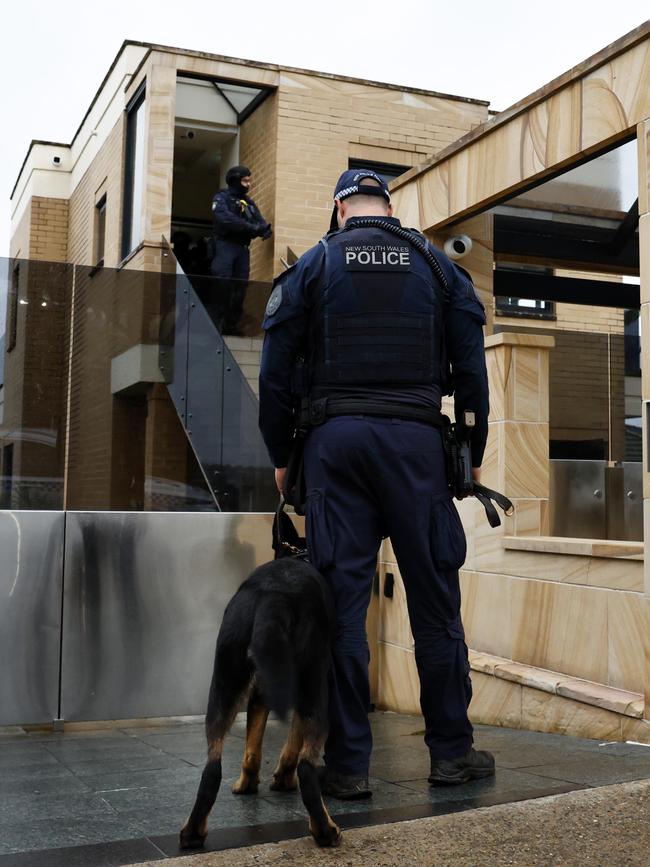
<box><xmin>60</xmin><ymin>511</ymin><xmax>279</xmax><ymax>721</ymax></box>
<box><xmin>0</xmin><ymin>511</ymin><xmax>64</xmax><ymax>725</ymax></box>
<box><xmin>622</xmin><ymin>462</ymin><xmax>643</xmax><ymax>542</ymax></box>
<box><xmin>550</xmin><ymin>460</ymin><xmax>606</xmax><ymax>538</ymax></box>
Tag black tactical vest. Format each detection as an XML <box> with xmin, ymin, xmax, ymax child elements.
<box><xmin>308</xmin><ymin>224</ymin><xmax>445</xmax><ymax>394</ymax></box>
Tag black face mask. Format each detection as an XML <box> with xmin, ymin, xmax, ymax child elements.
<box><xmin>228</xmin><ymin>179</ymin><xmax>249</xmax><ymax>198</ymax></box>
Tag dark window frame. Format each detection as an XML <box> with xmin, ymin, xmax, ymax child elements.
<box><xmin>7</xmin><ymin>263</ymin><xmax>19</xmax><ymax>352</ymax></box>
<box><xmin>348</xmin><ymin>157</ymin><xmax>410</xmax><ymax>184</ymax></box>
<box><xmin>121</xmin><ymin>83</ymin><xmax>146</xmax><ymax>262</ymax></box>
<box><xmin>1</xmin><ymin>443</ymin><xmax>13</xmax><ymax>509</ymax></box>
<box><xmin>495</xmin><ymin>295</ymin><xmax>556</xmax><ymax>320</ymax></box>
<box><xmin>624</xmin><ymin>308</ymin><xmax>641</xmax><ymax>376</ymax></box>
<box><xmin>94</xmin><ymin>193</ymin><xmax>107</xmax><ymax>268</ymax></box>
<box><xmin>494</xmin><ymin>264</ymin><xmax>556</xmax><ymax>320</ymax></box>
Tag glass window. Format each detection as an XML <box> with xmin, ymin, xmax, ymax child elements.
<box><xmin>495</xmin><ymin>295</ymin><xmax>555</xmax><ymax>318</ymax></box>
<box><xmin>492</xmin><ymin>138</ymin><xmax>639</xmax><ymax>274</ymax></box>
<box><xmin>7</xmin><ymin>263</ymin><xmax>19</xmax><ymax>352</ymax></box>
<box><xmin>624</xmin><ymin>307</ymin><xmax>641</xmax><ymax>376</ymax></box>
<box><xmin>510</xmin><ymin>139</ymin><xmax>638</xmax><ymax>214</ymax></box>
<box><xmin>94</xmin><ymin>195</ymin><xmax>106</xmax><ymax>266</ymax></box>
<box><xmin>348</xmin><ymin>158</ymin><xmax>410</xmax><ymax>185</ymax></box>
<box><xmin>175</xmin><ymin>76</ymin><xmax>270</xmax><ymax>124</ymax></box>
<box><xmin>494</xmin><ymin>264</ymin><xmax>556</xmax><ymax>319</ymax></box>
<box><xmin>122</xmin><ymin>87</ymin><xmax>146</xmax><ymax>260</ymax></box>
<box><xmin>1</xmin><ymin>444</ymin><xmax>13</xmax><ymax>509</ymax></box>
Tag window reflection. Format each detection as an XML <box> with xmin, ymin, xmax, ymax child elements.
<box><xmin>122</xmin><ymin>88</ymin><xmax>146</xmax><ymax>260</ymax></box>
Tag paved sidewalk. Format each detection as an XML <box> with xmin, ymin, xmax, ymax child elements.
<box><xmin>2</xmin><ymin>713</ymin><xmax>650</xmax><ymax>865</ymax></box>
<box><xmin>132</xmin><ymin>779</ymin><xmax>650</xmax><ymax>867</ymax></box>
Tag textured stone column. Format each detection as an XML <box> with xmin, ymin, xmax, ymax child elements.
<box><xmin>637</xmin><ymin>118</ymin><xmax>650</xmax><ymax>719</ymax></box>
<box><xmin>143</xmin><ymin>65</ymin><xmax>176</xmax><ymax>247</ymax></box>
<box><xmin>482</xmin><ymin>332</ymin><xmax>555</xmax><ymax>536</ymax></box>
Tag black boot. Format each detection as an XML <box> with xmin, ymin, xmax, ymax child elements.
<box><xmin>429</xmin><ymin>748</ymin><xmax>495</xmax><ymax>786</ymax></box>
<box><xmin>317</xmin><ymin>767</ymin><xmax>372</xmax><ymax>800</ymax></box>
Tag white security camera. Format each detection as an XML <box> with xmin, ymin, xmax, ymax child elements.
<box><xmin>52</xmin><ymin>155</ymin><xmax>62</xmax><ymax>167</ymax></box>
<box><xmin>444</xmin><ymin>235</ymin><xmax>472</xmax><ymax>260</ymax></box>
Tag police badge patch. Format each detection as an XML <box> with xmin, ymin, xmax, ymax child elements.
<box><xmin>265</xmin><ymin>284</ymin><xmax>283</xmax><ymax>317</ymax></box>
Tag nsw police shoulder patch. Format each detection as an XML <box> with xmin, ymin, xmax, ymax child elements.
<box><xmin>265</xmin><ymin>284</ymin><xmax>283</xmax><ymax>317</ymax></box>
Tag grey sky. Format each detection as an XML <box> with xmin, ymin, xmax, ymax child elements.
<box><xmin>1</xmin><ymin>0</ymin><xmax>648</xmax><ymax>256</ymax></box>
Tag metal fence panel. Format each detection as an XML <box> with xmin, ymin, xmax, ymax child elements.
<box><xmin>0</xmin><ymin>511</ymin><xmax>64</xmax><ymax>725</ymax></box>
<box><xmin>60</xmin><ymin>511</ymin><xmax>275</xmax><ymax>721</ymax></box>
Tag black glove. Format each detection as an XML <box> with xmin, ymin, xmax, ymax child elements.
<box><xmin>260</xmin><ymin>222</ymin><xmax>272</xmax><ymax>240</ymax></box>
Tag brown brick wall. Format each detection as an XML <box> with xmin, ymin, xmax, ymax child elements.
<box><xmin>239</xmin><ymin>92</ymin><xmax>278</xmax><ymax>282</ymax></box>
<box><xmin>500</xmin><ymin>324</ymin><xmax>627</xmax><ymax>460</ymax></box>
<box><xmin>0</xmin><ymin>260</ymin><xmax>71</xmax><ymax>507</ymax></box>
<box><xmin>550</xmin><ymin>330</ymin><xmax>625</xmax><ymax>458</ymax></box>
<box><xmin>497</xmin><ymin>303</ymin><xmax>626</xmax><ymax>336</ymax></box>
<box><xmin>64</xmin><ymin>265</ymin><xmax>161</xmax><ymax>509</ymax></box>
<box><xmin>273</xmin><ymin>74</ymin><xmax>487</xmax><ymax>268</ymax></box>
<box><xmin>110</xmin><ymin>394</ymin><xmax>147</xmax><ymax>510</ymax></box>
<box><xmin>67</xmin><ymin>119</ymin><xmax>125</xmax><ymax>268</ymax></box>
<box><xmin>30</xmin><ymin>198</ymin><xmax>69</xmax><ymax>263</ymax></box>
<box><xmin>7</xmin><ymin>60</ymin><xmax>489</xmax><ymax>510</ymax></box>
<box><xmin>2</xmin><ymin>199</ymin><xmax>70</xmax><ymax>506</ymax></box>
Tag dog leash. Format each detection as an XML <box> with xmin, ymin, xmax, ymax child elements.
<box><xmin>275</xmin><ymin>497</ymin><xmax>309</xmax><ymax>558</ymax></box>
<box><xmin>472</xmin><ymin>483</ymin><xmax>514</xmax><ymax>529</ymax></box>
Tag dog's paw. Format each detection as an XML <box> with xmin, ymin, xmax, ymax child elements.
<box><xmin>232</xmin><ymin>775</ymin><xmax>259</xmax><ymax>795</ymax></box>
<box><xmin>311</xmin><ymin>822</ymin><xmax>342</xmax><ymax>848</ymax></box>
<box><xmin>270</xmin><ymin>771</ymin><xmax>298</xmax><ymax>792</ymax></box>
<box><xmin>179</xmin><ymin>825</ymin><xmax>206</xmax><ymax>850</ymax></box>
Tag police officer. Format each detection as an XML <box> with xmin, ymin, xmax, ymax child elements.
<box><xmin>211</xmin><ymin>165</ymin><xmax>272</xmax><ymax>332</ymax></box>
<box><xmin>258</xmin><ymin>168</ymin><xmax>494</xmax><ymax>799</ymax></box>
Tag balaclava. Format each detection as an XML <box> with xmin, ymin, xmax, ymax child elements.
<box><xmin>226</xmin><ymin>165</ymin><xmax>252</xmax><ymax>198</ymax></box>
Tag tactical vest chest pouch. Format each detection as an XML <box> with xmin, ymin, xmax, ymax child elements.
<box><xmin>311</xmin><ymin>225</ymin><xmax>444</xmax><ymax>389</ymax></box>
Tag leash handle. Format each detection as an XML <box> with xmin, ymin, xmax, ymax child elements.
<box><xmin>473</xmin><ymin>483</ymin><xmax>514</xmax><ymax>529</ymax></box>
<box><xmin>274</xmin><ymin>496</ymin><xmax>309</xmax><ymax>558</ymax></box>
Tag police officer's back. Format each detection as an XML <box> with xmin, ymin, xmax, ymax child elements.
<box><xmin>259</xmin><ymin>169</ymin><xmax>495</xmax><ymax>799</ymax></box>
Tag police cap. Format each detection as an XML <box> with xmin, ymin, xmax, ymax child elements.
<box><xmin>329</xmin><ymin>168</ymin><xmax>391</xmax><ymax>231</ymax></box>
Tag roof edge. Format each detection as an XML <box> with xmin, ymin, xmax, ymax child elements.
<box><xmin>10</xmin><ymin>140</ymin><xmax>70</xmax><ymax>201</ymax></box>
<box><xmin>10</xmin><ymin>40</ymin><xmax>150</xmax><ymax>201</ymax></box>
<box><xmin>140</xmin><ymin>41</ymin><xmax>491</xmax><ymax>106</ymax></box>
<box><xmin>70</xmin><ymin>40</ymin><xmax>151</xmax><ymax>147</ymax></box>
<box><xmin>10</xmin><ymin>36</ymin><xmax>491</xmax><ymax>204</ymax></box>
<box><xmin>391</xmin><ymin>20</ymin><xmax>650</xmax><ymax>193</ymax></box>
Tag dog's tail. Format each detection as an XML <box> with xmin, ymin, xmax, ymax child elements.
<box><xmin>250</xmin><ymin>597</ymin><xmax>295</xmax><ymax>720</ymax></box>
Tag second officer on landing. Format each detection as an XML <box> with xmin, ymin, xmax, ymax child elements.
<box><xmin>211</xmin><ymin>165</ymin><xmax>272</xmax><ymax>333</ymax></box>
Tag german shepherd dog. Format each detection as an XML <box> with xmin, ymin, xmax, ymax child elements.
<box><xmin>179</xmin><ymin>509</ymin><xmax>341</xmax><ymax>849</ymax></box>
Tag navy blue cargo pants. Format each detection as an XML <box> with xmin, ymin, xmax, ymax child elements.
<box><xmin>211</xmin><ymin>240</ymin><xmax>250</xmax><ymax>332</ymax></box>
<box><xmin>303</xmin><ymin>416</ymin><xmax>473</xmax><ymax>776</ymax></box>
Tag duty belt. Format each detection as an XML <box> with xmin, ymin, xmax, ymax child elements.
<box><xmin>299</xmin><ymin>397</ymin><xmax>444</xmax><ymax>429</ymax></box>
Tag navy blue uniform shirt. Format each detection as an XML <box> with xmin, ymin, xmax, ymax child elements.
<box><xmin>211</xmin><ymin>189</ymin><xmax>270</xmax><ymax>245</ymax></box>
<box><xmin>259</xmin><ymin>217</ymin><xmax>489</xmax><ymax>468</ymax></box>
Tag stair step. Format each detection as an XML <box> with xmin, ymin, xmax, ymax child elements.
<box><xmin>469</xmin><ymin>650</ymin><xmax>644</xmax><ymax>719</ymax></box>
